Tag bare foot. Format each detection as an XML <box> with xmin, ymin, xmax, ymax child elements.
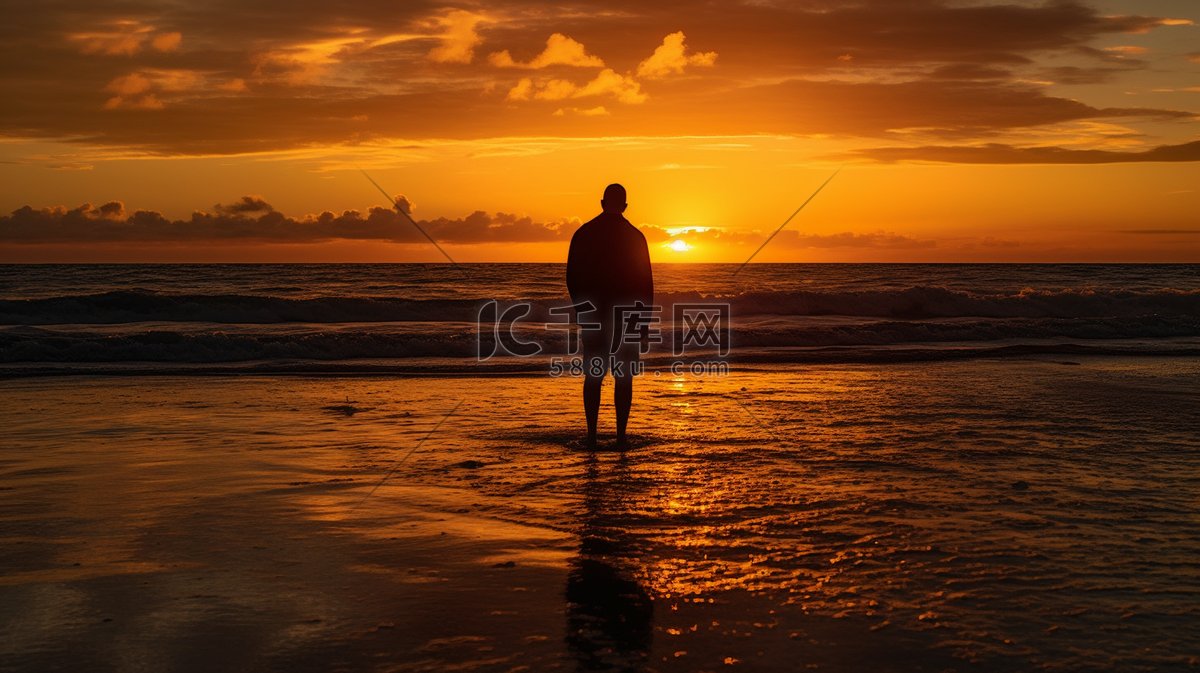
<box><xmin>586</xmin><ymin>434</ymin><xmax>598</xmax><ymax>450</ymax></box>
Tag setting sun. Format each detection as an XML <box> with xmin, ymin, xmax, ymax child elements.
<box><xmin>666</xmin><ymin>239</ymin><xmax>692</xmax><ymax>252</ymax></box>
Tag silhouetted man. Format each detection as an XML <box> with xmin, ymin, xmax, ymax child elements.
<box><xmin>567</xmin><ymin>184</ymin><xmax>654</xmax><ymax>449</ymax></box>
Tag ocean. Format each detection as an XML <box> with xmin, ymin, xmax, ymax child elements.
<box><xmin>2</xmin><ymin>263</ymin><xmax>1198</xmax><ymax>373</ymax></box>
<box><xmin>2</xmin><ymin>263</ymin><xmax>1199</xmax><ymax>671</ymax></box>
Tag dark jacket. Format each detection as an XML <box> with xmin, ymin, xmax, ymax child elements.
<box><xmin>566</xmin><ymin>212</ymin><xmax>654</xmax><ymax>323</ymax></box>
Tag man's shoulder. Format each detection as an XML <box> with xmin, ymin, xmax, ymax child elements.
<box><xmin>570</xmin><ymin>213</ymin><xmax>645</xmax><ymax>247</ymax></box>
<box><xmin>570</xmin><ymin>214</ymin><xmax>601</xmax><ymax>239</ymax></box>
<box><xmin>577</xmin><ymin>213</ymin><xmax>641</xmax><ymax>231</ymax></box>
<box><xmin>618</xmin><ymin>217</ymin><xmax>647</xmax><ymax>246</ymax></box>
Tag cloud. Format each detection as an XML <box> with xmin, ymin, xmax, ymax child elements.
<box><xmin>636</xmin><ymin>32</ymin><xmax>717</xmax><ymax>79</ymax></box>
<box><xmin>833</xmin><ymin>140</ymin><xmax>1200</xmax><ymax>164</ymax></box>
<box><xmin>701</xmin><ymin>78</ymin><xmax>1195</xmax><ymax>139</ymax></box>
<box><xmin>424</xmin><ymin>211</ymin><xmax>576</xmax><ymax>243</ymax></box>
<box><xmin>781</xmin><ymin>230</ymin><xmax>935</xmax><ymax>249</ymax></box>
<box><xmin>1116</xmin><ymin>229</ymin><xmax>1200</xmax><ymax>235</ymax></box>
<box><xmin>927</xmin><ymin>64</ymin><xmax>1011</xmax><ymax>80</ymax></box>
<box><xmin>3</xmin><ymin>198</ymin><xmax>928</xmax><ymax>249</ymax></box>
<box><xmin>0</xmin><ymin>198</ymin><xmax>577</xmax><ymax>244</ymax></box>
<box><xmin>575</xmin><ymin>69</ymin><xmax>646</xmax><ymax>103</ymax></box>
<box><xmin>106</xmin><ymin>73</ymin><xmax>152</xmax><ymax>96</ymax></box>
<box><xmin>70</xmin><ymin>22</ymin><xmax>181</xmax><ymax>56</ymax></box>
<box><xmin>534</xmin><ymin>79</ymin><xmax>578</xmax><ymax>100</ymax></box>
<box><xmin>648</xmin><ymin>163</ymin><xmax>713</xmax><ymax>170</ymax></box>
<box><xmin>489</xmin><ymin>33</ymin><xmax>604</xmax><ymax>69</ymax></box>
<box><xmin>3</xmin><ymin>0</ymin><xmax>1196</xmax><ymax>155</ymax></box>
<box><xmin>76</xmin><ymin>34</ymin><xmax>147</xmax><ymax>56</ymax></box>
<box><xmin>151</xmin><ymin>32</ymin><xmax>182</xmax><ymax>52</ymax></box>
<box><xmin>427</xmin><ymin>10</ymin><xmax>483</xmax><ymax>64</ymax></box>
<box><xmin>102</xmin><ymin>69</ymin><xmax>203</xmax><ymax>109</ymax></box>
<box><xmin>506</xmin><ymin>78</ymin><xmax>533</xmax><ymax>100</ymax></box>
<box><xmin>553</xmin><ymin>106</ymin><xmax>610</xmax><ymax>116</ymax></box>
<box><xmin>45</xmin><ymin>201</ymin><xmax>127</xmax><ymax>219</ymax></box>
<box><xmin>1103</xmin><ymin>45</ymin><xmax>1149</xmax><ymax>55</ymax></box>
<box><xmin>213</xmin><ymin>196</ymin><xmax>274</xmax><ymax>215</ymax></box>
<box><xmin>507</xmin><ymin>69</ymin><xmax>646</xmax><ymax>104</ymax></box>
<box><xmin>1042</xmin><ymin>66</ymin><xmax>1131</xmax><ymax>85</ymax></box>
<box><xmin>9</xmin><ymin>70</ymin><xmax>1188</xmax><ymax>156</ymax></box>
<box><xmin>104</xmin><ymin>94</ymin><xmax>164</xmax><ymax>110</ymax></box>
<box><xmin>248</xmin><ymin>33</ymin><xmax>403</xmax><ymax>85</ymax></box>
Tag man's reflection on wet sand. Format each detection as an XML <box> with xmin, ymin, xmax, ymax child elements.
<box><xmin>565</xmin><ymin>454</ymin><xmax>653</xmax><ymax>671</ymax></box>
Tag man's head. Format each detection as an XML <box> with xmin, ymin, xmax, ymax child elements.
<box><xmin>601</xmin><ymin>183</ymin><xmax>627</xmax><ymax>214</ymax></box>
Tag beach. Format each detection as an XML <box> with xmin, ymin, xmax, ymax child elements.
<box><xmin>3</xmin><ymin>356</ymin><xmax>1198</xmax><ymax>671</ymax></box>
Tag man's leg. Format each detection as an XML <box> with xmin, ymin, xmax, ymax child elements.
<box><xmin>584</xmin><ymin>372</ymin><xmax>603</xmax><ymax>448</ymax></box>
<box><xmin>614</xmin><ymin>373</ymin><xmax>632</xmax><ymax>445</ymax></box>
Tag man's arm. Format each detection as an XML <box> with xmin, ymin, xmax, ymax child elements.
<box><xmin>566</xmin><ymin>233</ymin><xmax>580</xmax><ymax>300</ymax></box>
<box><xmin>637</xmin><ymin>230</ymin><xmax>654</xmax><ymax>305</ymax></box>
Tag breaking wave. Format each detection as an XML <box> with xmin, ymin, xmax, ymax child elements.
<box><xmin>3</xmin><ymin>316</ymin><xmax>1199</xmax><ymax>364</ymax></box>
<box><xmin>2</xmin><ymin>286</ymin><xmax>1198</xmax><ymax>326</ymax></box>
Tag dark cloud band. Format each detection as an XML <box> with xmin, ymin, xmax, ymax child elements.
<box><xmin>833</xmin><ymin>140</ymin><xmax>1200</xmax><ymax>164</ymax></box>
<box><xmin>0</xmin><ymin>198</ymin><xmax>932</xmax><ymax>249</ymax></box>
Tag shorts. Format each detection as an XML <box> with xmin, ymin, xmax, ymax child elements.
<box><xmin>581</xmin><ymin>325</ymin><xmax>641</xmax><ymax>377</ymax></box>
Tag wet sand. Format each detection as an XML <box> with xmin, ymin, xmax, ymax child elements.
<box><xmin>2</xmin><ymin>359</ymin><xmax>1198</xmax><ymax>672</ymax></box>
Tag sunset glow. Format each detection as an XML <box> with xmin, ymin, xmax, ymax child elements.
<box><xmin>6</xmin><ymin>5</ymin><xmax>1200</xmax><ymax>671</ymax></box>
<box><xmin>1</xmin><ymin>1</ymin><xmax>1198</xmax><ymax>262</ymax></box>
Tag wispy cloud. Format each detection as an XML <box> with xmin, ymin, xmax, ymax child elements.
<box><xmin>645</xmin><ymin>163</ymin><xmax>715</xmax><ymax>170</ymax></box>
<box><xmin>427</xmin><ymin>10</ymin><xmax>485</xmax><ymax>64</ymax></box>
<box><xmin>70</xmin><ymin>21</ymin><xmax>181</xmax><ymax>56</ymax></box>
<box><xmin>831</xmin><ymin>140</ymin><xmax>1200</xmax><ymax>164</ymax></box>
<box><xmin>1116</xmin><ymin>229</ymin><xmax>1200</xmax><ymax>235</ymax></box>
<box><xmin>552</xmin><ymin>106</ymin><xmax>610</xmax><ymax>116</ymax></box>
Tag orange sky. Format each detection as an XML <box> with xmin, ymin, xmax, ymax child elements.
<box><xmin>1</xmin><ymin>0</ymin><xmax>1197</xmax><ymax>262</ymax></box>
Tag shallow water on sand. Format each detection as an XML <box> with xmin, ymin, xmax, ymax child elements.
<box><xmin>2</xmin><ymin>358</ymin><xmax>1198</xmax><ymax>671</ymax></box>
